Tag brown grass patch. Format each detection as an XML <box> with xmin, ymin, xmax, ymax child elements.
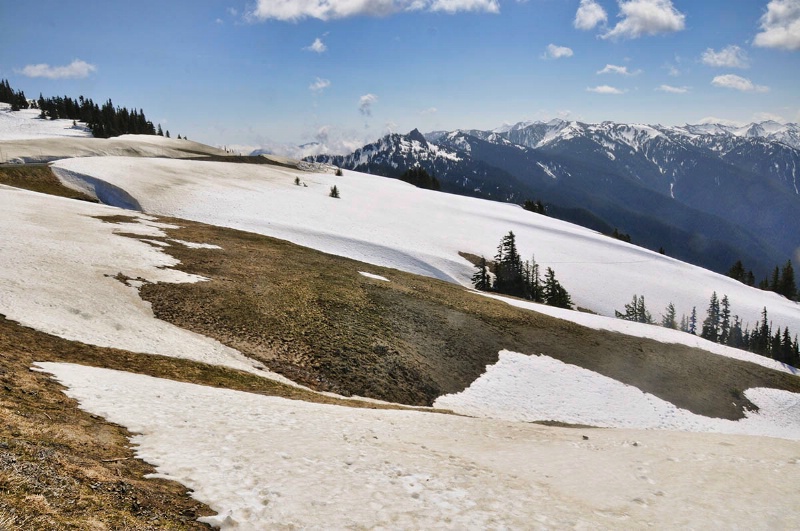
<box><xmin>127</xmin><ymin>216</ymin><xmax>800</xmax><ymax>418</ymax></box>
<box><xmin>0</xmin><ymin>165</ymin><xmax>97</xmax><ymax>202</ymax></box>
<box><xmin>0</xmin><ymin>309</ymin><xmax>413</xmax><ymax>529</ymax></box>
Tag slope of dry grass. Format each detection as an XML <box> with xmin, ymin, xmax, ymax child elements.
<box><xmin>2</xmin><ymin>171</ymin><xmax>799</xmax><ymax>527</ymax></box>
<box><xmin>128</xmin><ymin>215</ymin><xmax>800</xmax><ymax>418</ymax></box>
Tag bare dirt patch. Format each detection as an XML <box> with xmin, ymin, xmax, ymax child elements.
<box><xmin>129</xmin><ymin>216</ymin><xmax>800</xmax><ymax>418</ymax></box>
<box><xmin>0</xmin><ymin>312</ymin><xmax>410</xmax><ymax>528</ymax></box>
<box><xmin>0</xmin><ymin>165</ymin><xmax>97</xmax><ymax>202</ymax></box>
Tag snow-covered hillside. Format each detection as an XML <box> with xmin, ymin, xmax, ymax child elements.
<box><xmin>0</xmin><ymin>185</ymin><xmax>285</xmax><ymax>379</ymax></box>
<box><xmin>0</xmin><ymin>103</ymin><xmax>91</xmax><ymax>141</ymax></box>
<box><xmin>2</xmin><ymin>106</ymin><xmax>799</xmax><ymax>527</ymax></box>
<box><xmin>0</xmin><ymin>105</ymin><xmax>227</xmax><ymax>162</ymax></box>
<box><xmin>35</xmin><ymin>362</ymin><xmax>800</xmax><ymax>529</ymax></box>
<box><xmin>52</xmin><ymin>156</ymin><xmax>800</xmax><ymax>335</ymax></box>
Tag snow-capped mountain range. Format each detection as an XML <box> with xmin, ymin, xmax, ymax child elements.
<box><xmin>307</xmin><ymin>119</ymin><xmax>800</xmax><ymax>278</ymax></box>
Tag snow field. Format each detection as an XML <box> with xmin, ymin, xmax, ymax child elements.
<box><xmin>35</xmin><ymin>362</ymin><xmax>800</xmax><ymax>530</ymax></box>
<box><xmin>0</xmin><ymin>186</ymin><xmax>285</xmax><ymax>379</ymax></box>
<box><xmin>434</xmin><ymin>350</ymin><xmax>800</xmax><ymax>440</ymax></box>
<box><xmin>0</xmin><ymin>106</ymin><xmax>226</xmax><ymax>163</ymax></box>
<box><xmin>52</xmin><ymin>155</ymin><xmax>800</xmax><ymax>336</ymax></box>
<box><xmin>0</xmin><ymin>104</ymin><xmax>92</xmax><ymax>141</ymax></box>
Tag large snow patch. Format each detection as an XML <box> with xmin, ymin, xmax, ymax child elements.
<box><xmin>435</xmin><ymin>350</ymin><xmax>800</xmax><ymax>440</ymax></box>
<box><xmin>0</xmin><ymin>186</ymin><xmax>268</xmax><ymax>375</ymax></box>
<box><xmin>51</xmin><ymin>156</ymin><xmax>800</xmax><ymax>336</ymax></box>
<box><xmin>36</xmin><ymin>362</ymin><xmax>800</xmax><ymax>529</ymax></box>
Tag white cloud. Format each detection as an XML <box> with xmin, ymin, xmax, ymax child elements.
<box><xmin>597</xmin><ymin>64</ymin><xmax>640</xmax><ymax>75</ymax></box>
<box><xmin>249</xmin><ymin>0</ymin><xmax>498</xmax><ymax>21</ymax></box>
<box><xmin>542</xmin><ymin>44</ymin><xmax>574</xmax><ymax>59</ymax></box>
<box><xmin>18</xmin><ymin>59</ymin><xmax>97</xmax><ymax>79</ymax></box>
<box><xmin>711</xmin><ymin>74</ymin><xmax>769</xmax><ymax>93</ymax></box>
<box><xmin>656</xmin><ymin>84</ymin><xmax>689</xmax><ymax>94</ymax></box>
<box><xmin>603</xmin><ymin>0</ymin><xmax>686</xmax><ymax>40</ymax></box>
<box><xmin>309</xmin><ymin>78</ymin><xmax>331</xmax><ymax>93</ymax></box>
<box><xmin>420</xmin><ymin>107</ymin><xmax>438</xmax><ymax>115</ymax></box>
<box><xmin>574</xmin><ymin>0</ymin><xmax>607</xmax><ymax>30</ymax></box>
<box><xmin>701</xmin><ymin>45</ymin><xmax>749</xmax><ymax>68</ymax></box>
<box><xmin>754</xmin><ymin>0</ymin><xmax>800</xmax><ymax>50</ymax></box>
<box><xmin>753</xmin><ymin>111</ymin><xmax>786</xmax><ymax>122</ymax></box>
<box><xmin>698</xmin><ymin>116</ymin><xmax>745</xmax><ymax>127</ymax></box>
<box><xmin>429</xmin><ymin>0</ymin><xmax>499</xmax><ymax>14</ymax></box>
<box><xmin>305</xmin><ymin>37</ymin><xmax>327</xmax><ymax>53</ymax></box>
<box><xmin>359</xmin><ymin>93</ymin><xmax>378</xmax><ymax>116</ymax></box>
<box><xmin>586</xmin><ymin>85</ymin><xmax>627</xmax><ymax>94</ymax></box>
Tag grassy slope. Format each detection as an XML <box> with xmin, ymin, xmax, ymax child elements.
<box><xmin>134</xmin><ymin>214</ymin><xmax>800</xmax><ymax>418</ymax></box>
<box><xmin>0</xmin><ymin>165</ymin><xmax>97</xmax><ymax>202</ymax></box>
<box><xmin>1</xmin><ymin>169</ymin><xmax>799</xmax><ymax>526</ymax></box>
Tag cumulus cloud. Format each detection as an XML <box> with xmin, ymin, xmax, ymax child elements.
<box><xmin>586</xmin><ymin>85</ymin><xmax>627</xmax><ymax>94</ymax></box>
<box><xmin>309</xmin><ymin>77</ymin><xmax>331</xmax><ymax>93</ymax></box>
<box><xmin>754</xmin><ymin>0</ymin><xmax>800</xmax><ymax>50</ymax></box>
<box><xmin>701</xmin><ymin>45</ymin><xmax>749</xmax><ymax>68</ymax></box>
<box><xmin>18</xmin><ymin>59</ymin><xmax>97</xmax><ymax>79</ymax></box>
<box><xmin>420</xmin><ymin>107</ymin><xmax>438</xmax><ymax>115</ymax></box>
<box><xmin>543</xmin><ymin>44</ymin><xmax>574</xmax><ymax>59</ymax></box>
<box><xmin>656</xmin><ymin>84</ymin><xmax>689</xmax><ymax>93</ymax></box>
<box><xmin>603</xmin><ymin>0</ymin><xmax>686</xmax><ymax>40</ymax></box>
<box><xmin>574</xmin><ymin>0</ymin><xmax>607</xmax><ymax>30</ymax></box>
<box><xmin>597</xmin><ymin>64</ymin><xmax>640</xmax><ymax>75</ymax></box>
<box><xmin>305</xmin><ymin>37</ymin><xmax>327</xmax><ymax>53</ymax></box>
<box><xmin>711</xmin><ymin>74</ymin><xmax>769</xmax><ymax>93</ymax></box>
<box><xmin>359</xmin><ymin>93</ymin><xmax>378</xmax><ymax>116</ymax></box>
<box><xmin>249</xmin><ymin>0</ymin><xmax>499</xmax><ymax>21</ymax></box>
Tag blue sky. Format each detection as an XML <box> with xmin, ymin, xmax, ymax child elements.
<box><xmin>2</xmin><ymin>0</ymin><xmax>799</xmax><ymax>153</ymax></box>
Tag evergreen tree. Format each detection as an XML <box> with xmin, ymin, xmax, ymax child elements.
<box><xmin>471</xmin><ymin>256</ymin><xmax>491</xmax><ymax>291</ymax></box>
<box><xmin>728</xmin><ymin>315</ymin><xmax>744</xmax><ymax>349</ymax></box>
<box><xmin>770</xmin><ymin>266</ymin><xmax>780</xmax><ymax>292</ymax></box>
<box><xmin>543</xmin><ymin>267</ymin><xmax>573</xmax><ymax>309</ymax></box>
<box><xmin>780</xmin><ymin>327</ymin><xmax>794</xmax><ymax>365</ymax></box>
<box><xmin>615</xmin><ymin>295</ymin><xmax>652</xmax><ymax>324</ymax></box>
<box><xmin>689</xmin><ymin>307</ymin><xmax>697</xmax><ymax>335</ymax></box>
<box><xmin>753</xmin><ymin>307</ymin><xmax>771</xmax><ymax>356</ymax></box>
<box><xmin>166</xmin><ymin>130</ymin><xmax>170</xmax><ymax>138</ymax></box>
<box><xmin>522</xmin><ymin>255</ymin><xmax>544</xmax><ymax>303</ymax></box>
<box><xmin>700</xmin><ymin>292</ymin><xmax>720</xmax><ymax>342</ymax></box>
<box><xmin>771</xmin><ymin>328</ymin><xmax>784</xmax><ymax>360</ymax></box>
<box><xmin>493</xmin><ymin>231</ymin><xmax>525</xmax><ymax>297</ymax></box>
<box><xmin>329</xmin><ymin>185</ymin><xmax>340</xmax><ymax>198</ymax></box>
<box><xmin>157</xmin><ymin>124</ymin><xmax>164</xmax><ymax>136</ymax></box>
<box><xmin>523</xmin><ymin>199</ymin><xmax>547</xmax><ymax>215</ymax></box>
<box><xmin>398</xmin><ymin>167</ymin><xmax>440</xmax><ymax>190</ymax></box>
<box><xmin>661</xmin><ymin>302</ymin><xmax>677</xmax><ymax>329</ymax></box>
<box><xmin>679</xmin><ymin>314</ymin><xmax>689</xmax><ymax>333</ymax></box>
<box><xmin>727</xmin><ymin>260</ymin><xmax>746</xmax><ymax>283</ymax></box>
<box><xmin>779</xmin><ymin>260</ymin><xmax>797</xmax><ymax>300</ymax></box>
<box><xmin>719</xmin><ymin>295</ymin><xmax>731</xmax><ymax>345</ymax></box>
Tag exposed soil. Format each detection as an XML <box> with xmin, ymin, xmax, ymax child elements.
<box><xmin>128</xmin><ymin>216</ymin><xmax>800</xmax><ymax>419</ymax></box>
<box><xmin>0</xmin><ymin>165</ymin><xmax>97</xmax><ymax>202</ymax></box>
<box><xmin>0</xmin><ymin>312</ymin><xmax>416</xmax><ymax>529</ymax></box>
<box><xmin>2</xmin><ymin>178</ymin><xmax>799</xmax><ymax>527</ymax></box>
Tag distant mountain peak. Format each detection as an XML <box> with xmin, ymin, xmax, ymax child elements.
<box><xmin>407</xmin><ymin>128</ymin><xmax>427</xmax><ymax>144</ymax></box>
